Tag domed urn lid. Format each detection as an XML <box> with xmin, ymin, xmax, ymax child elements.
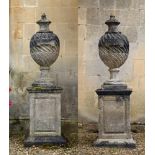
<box><xmin>105</xmin><ymin>15</ymin><xmax>120</xmax><ymax>32</ymax></box>
<box><xmin>36</xmin><ymin>13</ymin><xmax>52</xmax><ymax>32</ymax></box>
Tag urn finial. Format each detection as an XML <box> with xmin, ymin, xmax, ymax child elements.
<box><xmin>105</xmin><ymin>15</ymin><xmax>120</xmax><ymax>32</ymax></box>
<box><xmin>37</xmin><ymin>13</ymin><xmax>51</xmax><ymax>32</ymax></box>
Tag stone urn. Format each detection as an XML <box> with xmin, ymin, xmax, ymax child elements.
<box><xmin>98</xmin><ymin>15</ymin><xmax>129</xmax><ymax>86</ymax></box>
<box><xmin>30</xmin><ymin>13</ymin><xmax>60</xmax><ymax>87</ymax></box>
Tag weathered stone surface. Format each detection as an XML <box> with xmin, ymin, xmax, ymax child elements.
<box><xmin>99</xmin><ymin>0</ymin><xmax>115</xmax><ymax>9</ymax></box>
<box><xmin>78</xmin><ymin>8</ymin><xmax>87</xmax><ymax>24</ymax></box>
<box><xmin>116</xmin><ymin>0</ymin><xmax>132</xmax><ymax>9</ymax></box>
<box><xmin>94</xmin><ymin>88</ymin><xmax>136</xmax><ymax>147</ymax></box>
<box><xmin>64</xmin><ymin>39</ymin><xmax>78</xmax><ymax>56</ymax></box>
<box><xmin>55</xmin><ymin>24</ymin><xmax>77</xmax><ymax>41</ymax></box>
<box><xmin>140</xmin><ymin>10</ymin><xmax>145</xmax><ymax>26</ymax></box>
<box><xmin>78</xmin><ymin>0</ymin><xmax>99</xmax><ymax>8</ymax></box>
<box><xmin>23</xmin><ymin>24</ymin><xmax>35</xmax><ymax>40</ymax></box>
<box><xmin>10</xmin><ymin>0</ymin><xmax>24</xmax><ymax>7</ymax></box>
<box><xmin>139</xmin><ymin>0</ymin><xmax>145</xmax><ymax>9</ymax></box>
<box><xmin>10</xmin><ymin>8</ymin><xmax>36</xmax><ymax>23</ymax></box>
<box><xmin>21</xmin><ymin>55</ymin><xmax>39</xmax><ymax>72</ymax></box>
<box><xmin>124</xmin><ymin>26</ymin><xmax>138</xmax><ymax>42</ymax></box>
<box><xmin>11</xmin><ymin>23</ymin><xmax>23</xmax><ymax>39</ymax></box>
<box><xmin>24</xmin><ymin>0</ymin><xmax>37</xmax><ymax>7</ymax></box>
<box><xmin>36</xmin><ymin>7</ymin><xmax>77</xmax><ymax>24</ymax></box>
<box><xmin>86</xmin><ymin>8</ymin><xmax>100</xmax><ymax>25</ymax></box>
<box><xmin>38</xmin><ymin>0</ymin><xmax>77</xmax><ymax>7</ymax></box>
<box><xmin>24</xmin><ymin>87</ymin><xmax>67</xmax><ymax>146</ymax></box>
<box><xmin>138</xmin><ymin>26</ymin><xmax>145</xmax><ymax>43</ymax></box>
<box><xmin>133</xmin><ymin>60</ymin><xmax>144</xmax><ymax>78</ymax></box>
<box><xmin>78</xmin><ymin>25</ymin><xmax>86</xmax><ymax>40</ymax></box>
<box><xmin>29</xmin><ymin>92</ymin><xmax>62</xmax><ymax>136</ymax></box>
<box><xmin>86</xmin><ymin>25</ymin><xmax>102</xmax><ymax>41</ymax></box>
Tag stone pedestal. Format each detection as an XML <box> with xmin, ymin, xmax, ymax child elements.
<box><xmin>94</xmin><ymin>85</ymin><xmax>136</xmax><ymax>147</ymax></box>
<box><xmin>24</xmin><ymin>87</ymin><xmax>66</xmax><ymax>147</ymax></box>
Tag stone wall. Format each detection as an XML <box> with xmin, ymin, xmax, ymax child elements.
<box><xmin>9</xmin><ymin>0</ymin><xmax>78</xmax><ymax>121</ymax></box>
<box><xmin>78</xmin><ymin>0</ymin><xmax>145</xmax><ymax>123</ymax></box>
<box><xmin>10</xmin><ymin>0</ymin><xmax>145</xmax><ymax>126</ymax></box>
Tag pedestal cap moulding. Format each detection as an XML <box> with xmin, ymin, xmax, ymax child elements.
<box><xmin>30</xmin><ymin>13</ymin><xmax>60</xmax><ymax>87</ymax></box>
<box><xmin>98</xmin><ymin>15</ymin><xmax>129</xmax><ymax>85</ymax></box>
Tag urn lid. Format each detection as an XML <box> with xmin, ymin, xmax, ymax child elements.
<box><xmin>105</xmin><ymin>15</ymin><xmax>120</xmax><ymax>32</ymax></box>
<box><xmin>105</xmin><ymin>15</ymin><xmax>120</xmax><ymax>25</ymax></box>
<box><xmin>37</xmin><ymin>13</ymin><xmax>52</xmax><ymax>32</ymax></box>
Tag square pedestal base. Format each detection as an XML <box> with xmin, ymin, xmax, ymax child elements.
<box><xmin>24</xmin><ymin>136</ymin><xmax>67</xmax><ymax>147</ymax></box>
<box><xmin>94</xmin><ymin>138</ymin><xmax>136</xmax><ymax>148</ymax></box>
<box><xmin>95</xmin><ymin>85</ymin><xmax>136</xmax><ymax>148</ymax></box>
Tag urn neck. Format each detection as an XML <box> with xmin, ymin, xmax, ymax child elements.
<box><xmin>37</xmin><ymin>13</ymin><xmax>51</xmax><ymax>32</ymax></box>
<box><xmin>105</xmin><ymin>15</ymin><xmax>120</xmax><ymax>33</ymax></box>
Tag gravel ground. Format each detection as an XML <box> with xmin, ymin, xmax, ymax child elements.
<box><xmin>10</xmin><ymin>125</ymin><xmax>144</xmax><ymax>155</ymax></box>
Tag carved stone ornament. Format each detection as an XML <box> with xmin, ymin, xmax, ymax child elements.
<box><xmin>98</xmin><ymin>15</ymin><xmax>129</xmax><ymax>86</ymax></box>
<box><xmin>30</xmin><ymin>13</ymin><xmax>60</xmax><ymax>87</ymax></box>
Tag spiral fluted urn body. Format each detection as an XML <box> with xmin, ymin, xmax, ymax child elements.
<box><xmin>98</xmin><ymin>15</ymin><xmax>129</xmax><ymax>69</ymax></box>
<box><xmin>30</xmin><ymin>14</ymin><xmax>60</xmax><ymax>67</ymax></box>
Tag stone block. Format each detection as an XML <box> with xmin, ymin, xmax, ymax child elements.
<box><xmin>23</xmin><ymin>24</ymin><xmax>35</xmax><ymax>40</ymax></box>
<box><xmin>36</xmin><ymin>7</ymin><xmax>77</xmax><ymax>24</ymax></box>
<box><xmin>61</xmin><ymin>0</ymin><xmax>78</xmax><ymax>7</ymax></box>
<box><xmin>94</xmin><ymin>89</ymin><xmax>135</xmax><ymax>147</ymax></box>
<box><xmin>116</xmin><ymin>0</ymin><xmax>132</xmax><ymax>9</ymax></box>
<box><xmin>78</xmin><ymin>0</ymin><xmax>99</xmax><ymax>8</ymax></box>
<box><xmin>99</xmin><ymin>0</ymin><xmax>115</xmax><ymax>9</ymax></box>
<box><xmin>10</xmin><ymin>8</ymin><xmax>36</xmax><ymax>23</ymax></box>
<box><xmin>21</xmin><ymin>55</ymin><xmax>39</xmax><ymax>72</ymax></box>
<box><xmin>84</xmin><ymin>40</ymin><xmax>99</xmax><ymax>59</ymax></box>
<box><xmin>133</xmin><ymin>59</ymin><xmax>144</xmax><ymax>78</ymax></box>
<box><xmin>22</xmin><ymin>39</ymin><xmax>30</xmax><ymax>55</ymax></box>
<box><xmin>10</xmin><ymin>39</ymin><xmax>23</xmax><ymax>67</ymax></box>
<box><xmin>39</xmin><ymin>0</ymin><xmax>77</xmax><ymax>7</ymax></box>
<box><xmin>11</xmin><ymin>23</ymin><xmax>23</xmax><ymax>39</ymax></box>
<box><xmin>124</xmin><ymin>26</ymin><xmax>138</xmax><ymax>42</ymax></box>
<box><xmin>24</xmin><ymin>89</ymin><xmax>67</xmax><ymax>146</ymax></box>
<box><xmin>140</xmin><ymin>10</ymin><xmax>145</xmax><ymax>26</ymax></box>
<box><xmin>64</xmin><ymin>39</ymin><xmax>78</xmax><ymax>56</ymax></box>
<box><xmin>137</xmin><ymin>26</ymin><xmax>145</xmax><ymax>43</ymax></box>
<box><xmin>118</xmin><ymin>10</ymin><xmax>140</xmax><ymax>26</ymax></box>
<box><xmin>134</xmin><ymin>43</ymin><xmax>145</xmax><ymax>59</ymax></box>
<box><xmin>86</xmin><ymin>8</ymin><xmax>100</xmax><ymax>25</ymax></box>
<box><xmin>10</xmin><ymin>0</ymin><xmax>24</xmax><ymax>7</ymax></box>
<box><xmin>139</xmin><ymin>0</ymin><xmax>145</xmax><ymax>9</ymax></box>
<box><xmin>38</xmin><ymin>0</ymin><xmax>61</xmax><ymax>7</ymax></box>
<box><xmin>86</xmin><ymin>25</ymin><xmax>102</xmax><ymax>41</ymax></box>
<box><xmin>78</xmin><ymin>25</ymin><xmax>86</xmax><ymax>40</ymax></box>
<box><xmin>28</xmin><ymin>91</ymin><xmax>62</xmax><ymax>136</ymax></box>
<box><xmin>78</xmin><ymin>8</ymin><xmax>87</xmax><ymax>24</ymax></box>
<box><xmin>100</xmin><ymin>10</ymin><xmax>140</xmax><ymax>26</ymax></box>
<box><xmin>119</xmin><ymin>53</ymin><xmax>134</xmax><ymax>81</ymax></box>
<box><xmin>130</xmin><ymin>0</ymin><xmax>140</xmax><ymax>9</ymax></box>
<box><xmin>24</xmin><ymin>0</ymin><xmax>37</xmax><ymax>7</ymax></box>
<box><xmin>85</xmin><ymin>58</ymin><xmax>109</xmax><ymax>76</ymax></box>
<box><xmin>55</xmin><ymin>24</ymin><xmax>77</xmax><ymax>41</ymax></box>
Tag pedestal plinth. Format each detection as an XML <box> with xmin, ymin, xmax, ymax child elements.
<box><xmin>24</xmin><ymin>87</ymin><xmax>66</xmax><ymax>147</ymax></box>
<box><xmin>94</xmin><ymin>85</ymin><xmax>136</xmax><ymax>147</ymax></box>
